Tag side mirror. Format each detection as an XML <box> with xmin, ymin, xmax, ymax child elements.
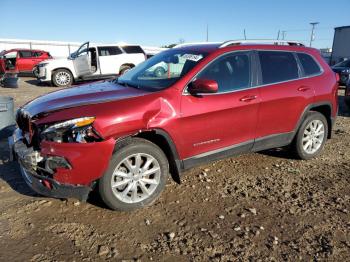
<box><xmin>188</xmin><ymin>79</ymin><xmax>218</xmax><ymax>94</ymax></box>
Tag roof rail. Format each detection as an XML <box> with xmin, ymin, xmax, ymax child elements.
<box><xmin>220</xmin><ymin>39</ymin><xmax>305</xmax><ymax>48</ymax></box>
<box><xmin>174</xmin><ymin>42</ymin><xmax>221</xmax><ymax>48</ymax></box>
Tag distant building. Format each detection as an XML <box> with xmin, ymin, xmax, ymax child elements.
<box><xmin>330</xmin><ymin>26</ymin><xmax>350</xmax><ymax>65</ymax></box>
<box><xmin>320</xmin><ymin>48</ymin><xmax>332</xmax><ymax>64</ymax></box>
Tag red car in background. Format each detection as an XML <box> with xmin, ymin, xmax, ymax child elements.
<box><xmin>0</xmin><ymin>49</ymin><xmax>52</xmax><ymax>75</ymax></box>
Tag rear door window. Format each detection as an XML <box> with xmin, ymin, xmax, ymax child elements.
<box><xmin>258</xmin><ymin>51</ymin><xmax>299</xmax><ymax>85</ymax></box>
<box><xmin>121</xmin><ymin>45</ymin><xmax>145</xmax><ymax>54</ymax></box>
<box><xmin>98</xmin><ymin>46</ymin><xmax>122</xmax><ymax>56</ymax></box>
<box><xmin>19</xmin><ymin>51</ymin><xmax>33</xmax><ymax>58</ymax></box>
<box><xmin>297</xmin><ymin>53</ymin><xmax>322</xmax><ymax>76</ymax></box>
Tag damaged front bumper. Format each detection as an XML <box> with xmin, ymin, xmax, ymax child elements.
<box><xmin>8</xmin><ymin>128</ymin><xmax>115</xmax><ymax>201</ymax></box>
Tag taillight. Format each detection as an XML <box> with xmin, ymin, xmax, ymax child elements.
<box><xmin>335</xmin><ymin>72</ymin><xmax>340</xmax><ymax>82</ymax></box>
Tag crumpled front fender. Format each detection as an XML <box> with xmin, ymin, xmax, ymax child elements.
<box><xmin>40</xmin><ymin>138</ymin><xmax>115</xmax><ymax>185</ymax></box>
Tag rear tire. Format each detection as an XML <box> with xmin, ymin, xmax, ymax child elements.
<box><xmin>52</xmin><ymin>69</ymin><xmax>73</xmax><ymax>87</ymax></box>
<box><xmin>292</xmin><ymin>111</ymin><xmax>328</xmax><ymax>160</ymax></box>
<box><xmin>99</xmin><ymin>138</ymin><xmax>169</xmax><ymax>211</ymax></box>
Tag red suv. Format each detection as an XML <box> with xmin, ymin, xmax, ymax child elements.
<box><xmin>9</xmin><ymin>40</ymin><xmax>338</xmax><ymax>211</ymax></box>
<box><xmin>0</xmin><ymin>49</ymin><xmax>51</xmax><ymax>74</ymax></box>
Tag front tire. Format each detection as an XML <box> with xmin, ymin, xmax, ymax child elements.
<box><xmin>99</xmin><ymin>138</ymin><xmax>169</xmax><ymax>211</ymax></box>
<box><xmin>52</xmin><ymin>69</ymin><xmax>73</xmax><ymax>87</ymax></box>
<box><xmin>292</xmin><ymin>111</ymin><xmax>328</xmax><ymax>160</ymax></box>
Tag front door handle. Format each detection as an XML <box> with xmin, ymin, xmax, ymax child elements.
<box><xmin>298</xmin><ymin>86</ymin><xmax>311</xmax><ymax>92</ymax></box>
<box><xmin>239</xmin><ymin>95</ymin><xmax>257</xmax><ymax>102</ymax></box>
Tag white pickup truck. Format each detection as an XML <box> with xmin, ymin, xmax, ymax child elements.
<box><xmin>35</xmin><ymin>42</ymin><xmax>146</xmax><ymax>87</ymax></box>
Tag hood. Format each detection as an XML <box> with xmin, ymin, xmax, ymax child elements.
<box><xmin>40</xmin><ymin>57</ymin><xmax>72</xmax><ymax>67</ymax></box>
<box><xmin>22</xmin><ymin>81</ymin><xmax>149</xmax><ymax>117</ymax></box>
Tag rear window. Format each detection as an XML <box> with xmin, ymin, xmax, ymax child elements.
<box><xmin>19</xmin><ymin>51</ymin><xmax>32</xmax><ymax>58</ymax></box>
<box><xmin>121</xmin><ymin>45</ymin><xmax>145</xmax><ymax>54</ymax></box>
<box><xmin>258</xmin><ymin>51</ymin><xmax>299</xmax><ymax>85</ymax></box>
<box><xmin>297</xmin><ymin>53</ymin><xmax>322</xmax><ymax>76</ymax></box>
<box><xmin>98</xmin><ymin>46</ymin><xmax>122</xmax><ymax>56</ymax></box>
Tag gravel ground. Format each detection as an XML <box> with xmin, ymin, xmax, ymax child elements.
<box><xmin>0</xmin><ymin>78</ymin><xmax>349</xmax><ymax>261</ymax></box>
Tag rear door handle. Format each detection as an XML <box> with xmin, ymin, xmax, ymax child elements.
<box><xmin>239</xmin><ymin>95</ymin><xmax>257</xmax><ymax>102</ymax></box>
<box><xmin>297</xmin><ymin>86</ymin><xmax>311</xmax><ymax>92</ymax></box>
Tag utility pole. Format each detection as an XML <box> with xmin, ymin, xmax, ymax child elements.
<box><xmin>309</xmin><ymin>22</ymin><xmax>319</xmax><ymax>47</ymax></box>
<box><xmin>206</xmin><ymin>24</ymin><xmax>209</xmax><ymax>42</ymax></box>
<box><xmin>281</xmin><ymin>31</ymin><xmax>286</xmax><ymax>40</ymax></box>
<box><xmin>243</xmin><ymin>29</ymin><xmax>247</xmax><ymax>40</ymax></box>
<box><xmin>277</xmin><ymin>30</ymin><xmax>280</xmax><ymax>40</ymax></box>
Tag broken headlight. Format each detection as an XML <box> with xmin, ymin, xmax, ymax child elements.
<box><xmin>41</xmin><ymin>117</ymin><xmax>102</xmax><ymax>143</ymax></box>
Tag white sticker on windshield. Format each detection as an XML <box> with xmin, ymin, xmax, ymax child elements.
<box><xmin>181</xmin><ymin>54</ymin><xmax>203</xmax><ymax>62</ymax></box>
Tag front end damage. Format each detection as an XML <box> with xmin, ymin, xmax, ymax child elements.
<box><xmin>9</xmin><ymin>116</ymin><xmax>115</xmax><ymax>201</ymax></box>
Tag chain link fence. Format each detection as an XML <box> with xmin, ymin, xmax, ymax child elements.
<box><xmin>0</xmin><ymin>39</ymin><xmax>82</xmax><ymax>58</ymax></box>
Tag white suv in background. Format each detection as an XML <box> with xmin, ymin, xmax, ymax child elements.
<box><xmin>35</xmin><ymin>42</ymin><xmax>146</xmax><ymax>87</ymax></box>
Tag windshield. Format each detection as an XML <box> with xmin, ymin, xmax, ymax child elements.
<box><xmin>335</xmin><ymin>60</ymin><xmax>350</xmax><ymax>67</ymax></box>
<box><xmin>116</xmin><ymin>49</ymin><xmax>208</xmax><ymax>91</ymax></box>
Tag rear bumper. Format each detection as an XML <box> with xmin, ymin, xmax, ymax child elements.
<box><xmin>9</xmin><ymin>128</ymin><xmax>115</xmax><ymax>201</ymax></box>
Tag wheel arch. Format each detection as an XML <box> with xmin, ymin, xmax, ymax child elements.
<box><xmin>51</xmin><ymin>67</ymin><xmax>75</xmax><ymax>82</ymax></box>
<box><xmin>296</xmin><ymin>102</ymin><xmax>333</xmax><ymax>139</ymax></box>
<box><xmin>114</xmin><ymin>129</ymin><xmax>183</xmax><ymax>183</ymax></box>
<box><xmin>119</xmin><ymin>63</ymin><xmax>135</xmax><ymax>72</ymax></box>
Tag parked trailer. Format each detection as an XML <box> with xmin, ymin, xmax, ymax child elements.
<box><xmin>330</xmin><ymin>26</ymin><xmax>350</xmax><ymax>65</ymax></box>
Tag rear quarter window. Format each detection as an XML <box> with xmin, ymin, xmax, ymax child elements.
<box><xmin>121</xmin><ymin>45</ymin><xmax>145</xmax><ymax>54</ymax></box>
<box><xmin>258</xmin><ymin>51</ymin><xmax>299</xmax><ymax>85</ymax></box>
<box><xmin>98</xmin><ymin>46</ymin><xmax>123</xmax><ymax>56</ymax></box>
<box><xmin>297</xmin><ymin>53</ymin><xmax>322</xmax><ymax>76</ymax></box>
<box><xmin>32</xmin><ymin>51</ymin><xmax>43</xmax><ymax>57</ymax></box>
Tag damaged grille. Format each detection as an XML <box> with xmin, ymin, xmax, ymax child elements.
<box><xmin>16</xmin><ymin>109</ymin><xmax>31</xmax><ymax>132</ymax></box>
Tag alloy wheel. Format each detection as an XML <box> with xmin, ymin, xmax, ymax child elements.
<box><xmin>111</xmin><ymin>153</ymin><xmax>161</xmax><ymax>203</ymax></box>
<box><xmin>302</xmin><ymin>119</ymin><xmax>325</xmax><ymax>154</ymax></box>
<box><xmin>55</xmin><ymin>71</ymin><xmax>71</xmax><ymax>86</ymax></box>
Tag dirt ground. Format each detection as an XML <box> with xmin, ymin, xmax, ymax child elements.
<box><xmin>0</xmin><ymin>78</ymin><xmax>349</xmax><ymax>261</ymax></box>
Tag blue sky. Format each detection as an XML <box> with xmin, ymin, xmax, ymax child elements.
<box><xmin>1</xmin><ymin>0</ymin><xmax>349</xmax><ymax>48</ymax></box>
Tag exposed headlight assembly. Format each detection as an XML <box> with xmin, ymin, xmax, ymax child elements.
<box><xmin>37</xmin><ymin>63</ymin><xmax>48</xmax><ymax>67</ymax></box>
<box><xmin>41</xmin><ymin>117</ymin><xmax>101</xmax><ymax>143</ymax></box>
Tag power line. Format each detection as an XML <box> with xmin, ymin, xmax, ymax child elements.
<box><xmin>282</xmin><ymin>27</ymin><xmax>332</xmax><ymax>32</ymax></box>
